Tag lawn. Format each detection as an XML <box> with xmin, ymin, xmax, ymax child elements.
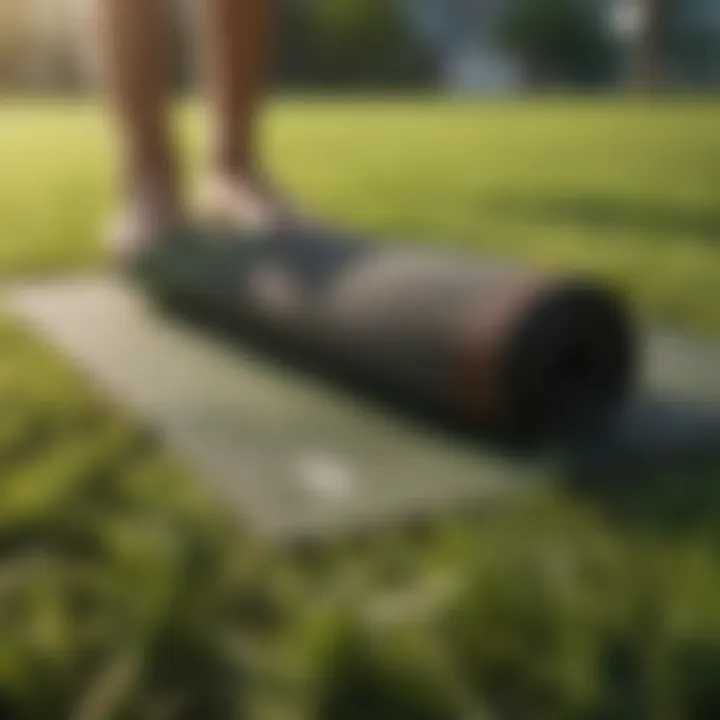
<box><xmin>1</xmin><ymin>97</ymin><xmax>720</xmax><ymax>718</ymax></box>
<box><xmin>2</xmin><ymin>96</ymin><xmax>719</xmax><ymax>329</ymax></box>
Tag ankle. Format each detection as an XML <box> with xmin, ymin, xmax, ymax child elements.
<box><xmin>124</xmin><ymin>144</ymin><xmax>180</xmax><ymax>199</ymax></box>
<box><xmin>126</xmin><ymin>167</ymin><xmax>180</xmax><ymax>208</ymax></box>
<box><xmin>211</xmin><ymin>139</ymin><xmax>259</xmax><ymax>179</ymax></box>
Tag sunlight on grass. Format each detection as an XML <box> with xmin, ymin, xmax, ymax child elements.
<box><xmin>0</xmin><ymin>97</ymin><xmax>719</xmax><ymax>717</ymax></box>
<box><xmin>0</xmin><ymin>96</ymin><xmax>718</xmax><ymax>329</ymax></box>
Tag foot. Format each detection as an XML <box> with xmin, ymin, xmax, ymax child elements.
<box><xmin>198</xmin><ymin>171</ymin><xmax>317</xmax><ymax>235</ymax></box>
<box><xmin>106</xmin><ymin>186</ymin><xmax>184</xmax><ymax>269</ymax></box>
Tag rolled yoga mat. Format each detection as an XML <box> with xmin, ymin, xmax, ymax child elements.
<box><xmin>134</xmin><ymin>229</ymin><xmax>637</xmax><ymax>439</ymax></box>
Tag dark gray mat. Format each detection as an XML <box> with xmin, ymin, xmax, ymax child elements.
<box><xmin>7</xmin><ymin>277</ymin><xmax>720</xmax><ymax>537</ymax></box>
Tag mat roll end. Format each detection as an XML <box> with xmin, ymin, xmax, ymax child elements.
<box><xmin>451</xmin><ymin>278</ymin><xmax>637</xmax><ymax>440</ymax></box>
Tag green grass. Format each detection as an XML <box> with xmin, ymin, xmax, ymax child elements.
<box><xmin>1</xmin><ymin>97</ymin><xmax>720</xmax><ymax>718</ymax></box>
<box><xmin>2</xmin><ymin>96</ymin><xmax>719</xmax><ymax>329</ymax></box>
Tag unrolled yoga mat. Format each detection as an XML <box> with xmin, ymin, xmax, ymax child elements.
<box><xmin>7</xmin><ymin>276</ymin><xmax>720</xmax><ymax>537</ymax></box>
<box><xmin>7</xmin><ymin>276</ymin><xmax>535</xmax><ymax>537</ymax></box>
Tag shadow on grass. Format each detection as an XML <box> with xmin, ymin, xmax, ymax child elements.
<box><xmin>485</xmin><ymin>193</ymin><xmax>720</xmax><ymax>241</ymax></box>
<box><xmin>571</xmin><ymin>459</ymin><xmax>720</xmax><ymax>538</ymax></box>
<box><xmin>566</xmin><ymin>399</ymin><xmax>720</xmax><ymax>537</ymax></box>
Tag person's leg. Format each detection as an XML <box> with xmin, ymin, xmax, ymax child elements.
<box><xmin>201</xmin><ymin>0</ymin><xmax>275</xmax><ymax>175</ymax></box>
<box><xmin>97</xmin><ymin>0</ymin><xmax>183</xmax><ymax>259</ymax></box>
<box><xmin>199</xmin><ymin>0</ymin><xmax>311</xmax><ymax>230</ymax></box>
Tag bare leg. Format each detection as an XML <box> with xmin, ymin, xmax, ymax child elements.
<box><xmin>199</xmin><ymin>0</ymin><xmax>311</xmax><ymax>230</ymax></box>
<box><xmin>201</xmin><ymin>0</ymin><xmax>275</xmax><ymax>174</ymax></box>
<box><xmin>97</xmin><ymin>0</ymin><xmax>183</xmax><ymax>260</ymax></box>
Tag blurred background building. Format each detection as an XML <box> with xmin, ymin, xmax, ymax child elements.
<box><xmin>0</xmin><ymin>0</ymin><xmax>719</xmax><ymax>93</ymax></box>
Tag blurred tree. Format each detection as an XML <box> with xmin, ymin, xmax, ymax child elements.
<box><xmin>674</xmin><ymin>23</ymin><xmax>720</xmax><ymax>87</ymax></box>
<box><xmin>276</xmin><ymin>0</ymin><xmax>437</xmax><ymax>89</ymax></box>
<box><xmin>648</xmin><ymin>0</ymin><xmax>720</xmax><ymax>89</ymax></box>
<box><xmin>498</xmin><ymin>0</ymin><xmax>614</xmax><ymax>86</ymax></box>
<box><xmin>634</xmin><ymin>0</ymin><xmax>673</xmax><ymax>88</ymax></box>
